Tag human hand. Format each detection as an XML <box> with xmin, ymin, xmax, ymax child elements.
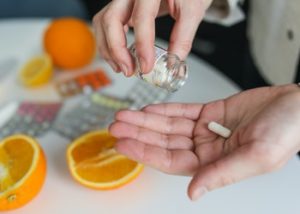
<box><xmin>93</xmin><ymin>0</ymin><xmax>213</xmax><ymax>76</ymax></box>
<box><xmin>109</xmin><ymin>84</ymin><xmax>300</xmax><ymax>200</ymax></box>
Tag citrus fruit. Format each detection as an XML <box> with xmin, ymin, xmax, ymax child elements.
<box><xmin>19</xmin><ymin>54</ymin><xmax>53</xmax><ymax>87</ymax></box>
<box><xmin>66</xmin><ymin>130</ymin><xmax>144</xmax><ymax>190</ymax></box>
<box><xmin>0</xmin><ymin>135</ymin><xmax>46</xmax><ymax>211</ymax></box>
<box><xmin>43</xmin><ymin>17</ymin><xmax>96</xmax><ymax>69</ymax></box>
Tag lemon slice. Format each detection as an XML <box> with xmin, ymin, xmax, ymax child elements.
<box><xmin>19</xmin><ymin>55</ymin><xmax>53</xmax><ymax>87</ymax></box>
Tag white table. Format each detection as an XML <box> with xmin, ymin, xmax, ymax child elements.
<box><xmin>0</xmin><ymin>19</ymin><xmax>299</xmax><ymax>214</ymax></box>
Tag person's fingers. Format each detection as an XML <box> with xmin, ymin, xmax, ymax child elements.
<box><xmin>127</xmin><ymin>0</ymin><xmax>169</xmax><ymax>27</ymax></box>
<box><xmin>124</xmin><ymin>24</ymin><xmax>129</xmax><ymax>33</ymax></box>
<box><xmin>142</xmin><ymin>103</ymin><xmax>203</xmax><ymax>120</ymax></box>
<box><xmin>115</xmin><ymin>138</ymin><xmax>199</xmax><ymax>175</ymax></box>
<box><xmin>93</xmin><ymin>9</ymin><xmax>120</xmax><ymax>72</ymax></box>
<box><xmin>131</xmin><ymin>0</ymin><xmax>161</xmax><ymax>73</ymax></box>
<box><xmin>115</xmin><ymin>110</ymin><xmax>195</xmax><ymax>137</ymax></box>
<box><xmin>168</xmin><ymin>1</ymin><xmax>207</xmax><ymax>60</ymax></box>
<box><xmin>109</xmin><ymin>121</ymin><xmax>194</xmax><ymax>150</ymax></box>
<box><xmin>102</xmin><ymin>0</ymin><xmax>135</xmax><ymax>76</ymax></box>
<box><xmin>187</xmin><ymin>143</ymin><xmax>285</xmax><ymax>201</ymax></box>
<box><xmin>157</xmin><ymin>0</ymin><xmax>169</xmax><ymax>16</ymax></box>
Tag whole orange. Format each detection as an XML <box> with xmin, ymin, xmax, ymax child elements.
<box><xmin>43</xmin><ymin>17</ymin><xmax>96</xmax><ymax>70</ymax></box>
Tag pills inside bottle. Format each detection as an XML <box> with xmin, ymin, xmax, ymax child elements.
<box><xmin>129</xmin><ymin>44</ymin><xmax>188</xmax><ymax>92</ymax></box>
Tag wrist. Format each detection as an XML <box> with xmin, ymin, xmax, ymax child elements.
<box><xmin>270</xmin><ymin>84</ymin><xmax>300</xmax><ymax>151</ymax></box>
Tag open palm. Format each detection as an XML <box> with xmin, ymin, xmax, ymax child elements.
<box><xmin>109</xmin><ymin>84</ymin><xmax>300</xmax><ymax>200</ymax></box>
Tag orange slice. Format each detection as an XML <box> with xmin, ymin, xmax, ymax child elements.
<box><xmin>66</xmin><ymin>130</ymin><xmax>143</xmax><ymax>190</ymax></box>
<box><xmin>0</xmin><ymin>135</ymin><xmax>47</xmax><ymax>211</ymax></box>
<box><xmin>19</xmin><ymin>54</ymin><xmax>53</xmax><ymax>87</ymax></box>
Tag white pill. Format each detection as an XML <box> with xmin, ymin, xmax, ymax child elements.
<box><xmin>208</xmin><ymin>121</ymin><xmax>232</xmax><ymax>138</ymax></box>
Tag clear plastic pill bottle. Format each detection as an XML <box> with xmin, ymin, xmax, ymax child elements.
<box><xmin>129</xmin><ymin>44</ymin><xmax>188</xmax><ymax>92</ymax></box>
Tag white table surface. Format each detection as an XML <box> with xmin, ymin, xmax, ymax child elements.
<box><xmin>0</xmin><ymin>19</ymin><xmax>299</xmax><ymax>214</ymax></box>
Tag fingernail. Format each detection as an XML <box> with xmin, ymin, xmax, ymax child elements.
<box><xmin>107</xmin><ymin>60</ymin><xmax>119</xmax><ymax>72</ymax></box>
<box><xmin>120</xmin><ymin>63</ymin><xmax>129</xmax><ymax>76</ymax></box>
<box><xmin>191</xmin><ymin>187</ymin><xmax>207</xmax><ymax>201</ymax></box>
<box><xmin>138</xmin><ymin>56</ymin><xmax>146</xmax><ymax>73</ymax></box>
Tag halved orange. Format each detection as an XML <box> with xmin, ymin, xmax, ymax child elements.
<box><xmin>19</xmin><ymin>54</ymin><xmax>53</xmax><ymax>87</ymax></box>
<box><xmin>0</xmin><ymin>135</ymin><xmax>47</xmax><ymax>211</ymax></box>
<box><xmin>66</xmin><ymin>130</ymin><xmax>143</xmax><ymax>190</ymax></box>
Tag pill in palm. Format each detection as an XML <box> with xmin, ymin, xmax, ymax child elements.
<box><xmin>208</xmin><ymin>121</ymin><xmax>232</xmax><ymax>138</ymax></box>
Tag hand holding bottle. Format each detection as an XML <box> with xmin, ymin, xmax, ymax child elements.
<box><xmin>93</xmin><ymin>0</ymin><xmax>213</xmax><ymax>76</ymax></box>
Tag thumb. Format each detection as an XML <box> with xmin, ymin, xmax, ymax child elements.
<box><xmin>168</xmin><ymin>0</ymin><xmax>211</xmax><ymax>60</ymax></box>
<box><xmin>187</xmin><ymin>146</ymin><xmax>265</xmax><ymax>201</ymax></box>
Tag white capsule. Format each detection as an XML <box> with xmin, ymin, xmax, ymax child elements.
<box><xmin>208</xmin><ymin>121</ymin><xmax>232</xmax><ymax>138</ymax></box>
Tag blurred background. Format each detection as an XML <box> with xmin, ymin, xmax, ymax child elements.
<box><xmin>0</xmin><ymin>0</ymin><xmax>260</xmax><ymax>90</ymax></box>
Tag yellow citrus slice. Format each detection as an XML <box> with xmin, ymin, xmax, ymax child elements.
<box><xmin>19</xmin><ymin>55</ymin><xmax>53</xmax><ymax>87</ymax></box>
<box><xmin>0</xmin><ymin>135</ymin><xmax>47</xmax><ymax>211</ymax></box>
<box><xmin>66</xmin><ymin>130</ymin><xmax>144</xmax><ymax>190</ymax></box>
